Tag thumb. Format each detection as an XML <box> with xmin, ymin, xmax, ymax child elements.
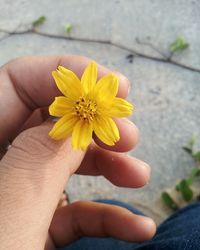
<box><xmin>0</xmin><ymin>121</ymin><xmax>85</xmax><ymax>249</ymax></box>
<box><xmin>3</xmin><ymin>120</ymin><xmax>85</xmax><ymax>171</ymax></box>
<box><xmin>2</xmin><ymin>120</ymin><xmax>85</xmax><ymax>190</ymax></box>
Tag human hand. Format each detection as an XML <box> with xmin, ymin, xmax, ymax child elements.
<box><xmin>0</xmin><ymin>55</ymin><xmax>156</xmax><ymax>250</ymax></box>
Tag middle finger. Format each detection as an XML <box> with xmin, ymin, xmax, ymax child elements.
<box><xmin>76</xmin><ymin>143</ymin><xmax>150</xmax><ymax>188</ymax></box>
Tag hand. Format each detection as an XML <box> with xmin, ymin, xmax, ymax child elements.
<box><xmin>0</xmin><ymin>55</ymin><xmax>156</xmax><ymax>250</ymax></box>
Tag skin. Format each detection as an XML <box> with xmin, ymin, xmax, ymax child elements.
<box><xmin>0</xmin><ymin>55</ymin><xmax>156</xmax><ymax>250</ymax></box>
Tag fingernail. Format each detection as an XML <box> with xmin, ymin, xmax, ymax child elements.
<box><xmin>121</xmin><ymin>118</ymin><xmax>134</xmax><ymax>125</ymax></box>
<box><xmin>114</xmin><ymin>72</ymin><xmax>131</xmax><ymax>96</ymax></box>
<box><xmin>128</xmin><ymin>83</ymin><xmax>131</xmax><ymax>94</ymax></box>
<box><xmin>120</xmin><ymin>75</ymin><xmax>131</xmax><ymax>95</ymax></box>
<box><xmin>140</xmin><ymin>217</ymin><xmax>156</xmax><ymax>239</ymax></box>
<box><xmin>141</xmin><ymin>162</ymin><xmax>151</xmax><ymax>183</ymax></box>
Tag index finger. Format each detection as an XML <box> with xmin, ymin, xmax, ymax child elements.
<box><xmin>0</xmin><ymin>55</ymin><xmax>130</xmax><ymax>144</ymax></box>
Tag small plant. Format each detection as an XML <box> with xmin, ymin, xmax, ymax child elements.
<box><xmin>161</xmin><ymin>134</ymin><xmax>200</xmax><ymax>210</ymax></box>
<box><xmin>32</xmin><ymin>16</ymin><xmax>46</xmax><ymax>28</ymax></box>
<box><xmin>161</xmin><ymin>192</ymin><xmax>179</xmax><ymax>210</ymax></box>
<box><xmin>169</xmin><ymin>36</ymin><xmax>189</xmax><ymax>53</ymax></box>
<box><xmin>64</xmin><ymin>23</ymin><xmax>73</xmax><ymax>34</ymax></box>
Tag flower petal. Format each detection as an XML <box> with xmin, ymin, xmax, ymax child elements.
<box><xmin>81</xmin><ymin>61</ymin><xmax>97</xmax><ymax>94</ymax></box>
<box><xmin>72</xmin><ymin>120</ymin><xmax>93</xmax><ymax>150</ymax></box>
<box><xmin>49</xmin><ymin>114</ymin><xmax>78</xmax><ymax>140</ymax></box>
<box><xmin>106</xmin><ymin>97</ymin><xmax>133</xmax><ymax>117</ymax></box>
<box><xmin>93</xmin><ymin>116</ymin><xmax>120</xmax><ymax>146</ymax></box>
<box><xmin>94</xmin><ymin>73</ymin><xmax>119</xmax><ymax>104</ymax></box>
<box><xmin>52</xmin><ymin>66</ymin><xmax>82</xmax><ymax>100</ymax></box>
<box><xmin>49</xmin><ymin>96</ymin><xmax>74</xmax><ymax>117</ymax></box>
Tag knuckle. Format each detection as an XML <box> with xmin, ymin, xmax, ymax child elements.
<box><xmin>10</xmin><ymin>125</ymin><xmax>65</xmax><ymax>162</ymax></box>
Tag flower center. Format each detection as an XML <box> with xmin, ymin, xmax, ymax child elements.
<box><xmin>75</xmin><ymin>97</ymin><xmax>97</xmax><ymax>121</ymax></box>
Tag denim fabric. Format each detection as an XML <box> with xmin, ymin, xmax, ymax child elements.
<box><xmin>59</xmin><ymin>200</ymin><xmax>200</xmax><ymax>250</ymax></box>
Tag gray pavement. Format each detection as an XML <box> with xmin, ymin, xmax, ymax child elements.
<box><xmin>0</xmin><ymin>0</ymin><xmax>200</xmax><ymax>223</ymax></box>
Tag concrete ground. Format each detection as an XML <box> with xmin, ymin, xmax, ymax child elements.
<box><xmin>0</xmin><ymin>0</ymin><xmax>200</xmax><ymax>223</ymax></box>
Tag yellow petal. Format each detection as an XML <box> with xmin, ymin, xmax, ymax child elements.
<box><xmin>49</xmin><ymin>114</ymin><xmax>78</xmax><ymax>140</ymax></box>
<box><xmin>94</xmin><ymin>73</ymin><xmax>119</xmax><ymax>104</ymax></box>
<box><xmin>106</xmin><ymin>97</ymin><xmax>133</xmax><ymax>117</ymax></box>
<box><xmin>93</xmin><ymin>116</ymin><xmax>120</xmax><ymax>146</ymax></box>
<box><xmin>81</xmin><ymin>61</ymin><xmax>97</xmax><ymax>94</ymax></box>
<box><xmin>52</xmin><ymin>66</ymin><xmax>82</xmax><ymax>100</ymax></box>
<box><xmin>49</xmin><ymin>96</ymin><xmax>74</xmax><ymax>117</ymax></box>
<box><xmin>72</xmin><ymin>120</ymin><xmax>93</xmax><ymax>150</ymax></box>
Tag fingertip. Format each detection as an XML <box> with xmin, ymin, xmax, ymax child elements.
<box><xmin>108</xmin><ymin>206</ymin><xmax>156</xmax><ymax>242</ymax></box>
<box><xmin>136</xmin><ymin>216</ymin><xmax>157</xmax><ymax>241</ymax></box>
<box><xmin>141</xmin><ymin>162</ymin><xmax>151</xmax><ymax>185</ymax></box>
<box><xmin>94</xmin><ymin>118</ymin><xmax>139</xmax><ymax>152</ymax></box>
<box><xmin>129</xmin><ymin>159</ymin><xmax>151</xmax><ymax>187</ymax></box>
<box><xmin>114</xmin><ymin>72</ymin><xmax>131</xmax><ymax>98</ymax></box>
<box><xmin>121</xmin><ymin>118</ymin><xmax>139</xmax><ymax>142</ymax></box>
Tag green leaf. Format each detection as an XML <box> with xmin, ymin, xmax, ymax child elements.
<box><xmin>169</xmin><ymin>36</ymin><xmax>189</xmax><ymax>53</ymax></box>
<box><xmin>179</xmin><ymin>179</ymin><xmax>193</xmax><ymax>201</ymax></box>
<box><xmin>182</xmin><ymin>134</ymin><xmax>197</xmax><ymax>155</ymax></box>
<box><xmin>65</xmin><ymin>23</ymin><xmax>73</xmax><ymax>34</ymax></box>
<box><xmin>161</xmin><ymin>192</ymin><xmax>178</xmax><ymax>210</ymax></box>
<box><xmin>182</xmin><ymin>146</ymin><xmax>193</xmax><ymax>154</ymax></box>
<box><xmin>193</xmin><ymin>151</ymin><xmax>200</xmax><ymax>161</ymax></box>
<box><xmin>32</xmin><ymin>16</ymin><xmax>46</xmax><ymax>27</ymax></box>
<box><xmin>175</xmin><ymin>183</ymin><xmax>180</xmax><ymax>191</ymax></box>
<box><xmin>187</xmin><ymin>168</ymin><xmax>200</xmax><ymax>185</ymax></box>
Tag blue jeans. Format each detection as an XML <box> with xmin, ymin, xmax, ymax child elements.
<box><xmin>59</xmin><ymin>199</ymin><xmax>200</xmax><ymax>250</ymax></box>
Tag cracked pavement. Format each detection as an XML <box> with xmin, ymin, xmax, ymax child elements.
<box><xmin>0</xmin><ymin>0</ymin><xmax>200</xmax><ymax>222</ymax></box>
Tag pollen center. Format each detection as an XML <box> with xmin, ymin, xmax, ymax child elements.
<box><xmin>75</xmin><ymin>97</ymin><xmax>97</xmax><ymax>121</ymax></box>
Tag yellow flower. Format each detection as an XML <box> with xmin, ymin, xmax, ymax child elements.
<box><xmin>49</xmin><ymin>61</ymin><xmax>133</xmax><ymax>150</ymax></box>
